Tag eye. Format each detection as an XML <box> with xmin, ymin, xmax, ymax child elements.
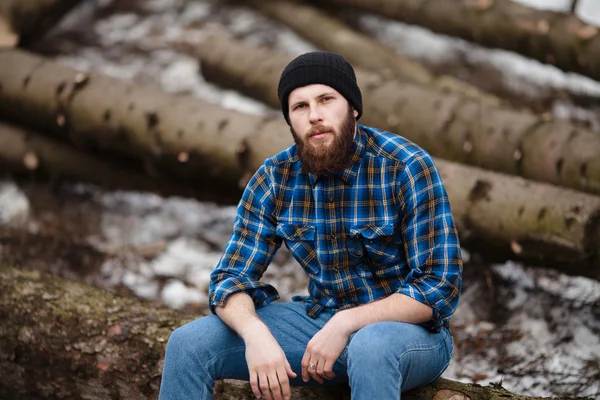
<box><xmin>322</xmin><ymin>96</ymin><xmax>334</xmax><ymax>102</ymax></box>
<box><xmin>293</xmin><ymin>103</ymin><xmax>306</xmax><ymax>111</ymax></box>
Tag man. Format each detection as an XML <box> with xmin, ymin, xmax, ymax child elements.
<box><xmin>159</xmin><ymin>51</ymin><xmax>462</xmax><ymax>400</ymax></box>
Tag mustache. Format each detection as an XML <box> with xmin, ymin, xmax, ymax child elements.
<box><xmin>308</xmin><ymin>125</ymin><xmax>334</xmax><ymax>137</ymax></box>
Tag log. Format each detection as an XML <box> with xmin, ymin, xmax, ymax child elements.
<box><xmin>0</xmin><ymin>0</ymin><xmax>81</xmax><ymax>47</ymax></box>
<box><xmin>196</xmin><ymin>32</ymin><xmax>600</xmax><ymax>196</ymax></box>
<box><xmin>0</xmin><ymin>120</ymin><xmax>196</xmax><ymax>196</ymax></box>
<box><xmin>0</xmin><ymin>49</ymin><xmax>292</xmax><ymax>197</ymax></box>
<box><xmin>246</xmin><ymin>0</ymin><xmax>501</xmax><ymax>105</ymax></box>
<box><xmin>307</xmin><ymin>0</ymin><xmax>600</xmax><ymax>84</ymax></box>
<box><xmin>0</xmin><ymin>265</ymin><xmax>589</xmax><ymax>400</ymax></box>
<box><xmin>0</xmin><ymin>49</ymin><xmax>599</xmax><ymax>273</ymax></box>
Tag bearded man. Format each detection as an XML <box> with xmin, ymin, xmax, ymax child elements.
<box><xmin>159</xmin><ymin>52</ymin><xmax>463</xmax><ymax>400</ymax></box>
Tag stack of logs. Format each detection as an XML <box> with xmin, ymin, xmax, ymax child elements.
<box><xmin>0</xmin><ymin>1</ymin><xmax>599</xmax><ymax>399</ymax></box>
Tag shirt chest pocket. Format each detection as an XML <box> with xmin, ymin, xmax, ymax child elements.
<box><xmin>275</xmin><ymin>224</ymin><xmax>318</xmax><ymax>275</ymax></box>
<box><xmin>348</xmin><ymin>223</ymin><xmax>401</xmax><ymax>277</ymax></box>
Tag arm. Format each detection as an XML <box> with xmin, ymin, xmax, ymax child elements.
<box><xmin>394</xmin><ymin>151</ymin><xmax>463</xmax><ymax>331</ymax></box>
<box><xmin>208</xmin><ymin>163</ymin><xmax>282</xmax><ymax>313</ymax></box>
<box><xmin>210</xmin><ymin>164</ymin><xmax>296</xmax><ymax>400</ymax></box>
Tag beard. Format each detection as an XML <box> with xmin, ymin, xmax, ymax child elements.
<box><xmin>291</xmin><ymin>106</ymin><xmax>356</xmax><ymax>176</ymax></box>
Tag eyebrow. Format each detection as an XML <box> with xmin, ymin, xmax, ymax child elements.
<box><xmin>290</xmin><ymin>92</ymin><xmax>337</xmax><ymax>109</ymax></box>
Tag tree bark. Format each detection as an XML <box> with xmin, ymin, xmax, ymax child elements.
<box><xmin>308</xmin><ymin>0</ymin><xmax>600</xmax><ymax>83</ymax></box>
<box><xmin>0</xmin><ymin>49</ymin><xmax>291</xmax><ymax>197</ymax></box>
<box><xmin>0</xmin><ymin>265</ymin><xmax>589</xmax><ymax>400</ymax></box>
<box><xmin>246</xmin><ymin>0</ymin><xmax>501</xmax><ymax>105</ymax></box>
<box><xmin>0</xmin><ymin>50</ymin><xmax>599</xmax><ymax>273</ymax></box>
<box><xmin>0</xmin><ymin>0</ymin><xmax>81</xmax><ymax>48</ymax></box>
<box><xmin>196</xmin><ymin>32</ymin><xmax>600</xmax><ymax>197</ymax></box>
<box><xmin>0</xmin><ymin>120</ymin><xmax>197</xmax><ymax>196</ymax></box>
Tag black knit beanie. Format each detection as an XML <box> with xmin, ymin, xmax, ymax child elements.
<box><xmin>277</xmin><ymin>51</ymin><xmax>362</xmax><ymax>124</ymax></box>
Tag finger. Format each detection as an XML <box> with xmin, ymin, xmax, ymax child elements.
<box><xmin>259</xmin><ymin>373</ymin><xmax>272</xmax><ymax>400</ymax></box>
<box><xmin>322</xmin><ymin>358</ymin><xmax>336</xmax><ymax>380</ymax></box>
<box><xmin>301</xmin><ymin>352</ymin><xmax>311</xmax><ymax>382</ymax></box>
<box><xmin>308</xmin><ymin>360</ymin><xmax>324</xmax><ymax>384</ymax></box>
<box><xmin>316</xmin><ymin>358</ymin><xmax>326</xmax><ymax>378</ymax></box>
<box><xmin>268</xmin><ymin>371</ymin><xmax>282</xmax><ymax>400</ymax></box>
<box><xmin>250</xmin><ymin>370</ymin><xmax>262</xmax><ymax>399</ymax></box>
<box><xmin>277</xmin><ymin>368</ymin><xmax>291</xmax><ymax>400</ymax></box>
<box><xmin>285</xmin><ymin>359</ymin><xmax>297</xmax><ymax>378</ymax></box>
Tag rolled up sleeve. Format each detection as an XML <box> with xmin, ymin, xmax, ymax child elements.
<box><xmin>395</xmin><ymin>152</ymin><xmax>463</xmax><ymax>331</ymax></box>
<box><xmin>208</xmin><ymin>163</ymin><xmax>283</xmax><ymax>314</ymax></box>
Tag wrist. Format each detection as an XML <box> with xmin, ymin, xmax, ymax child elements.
<box><xmin>332</xmin><ymin>309</ymin><xmax>355</xmax><ymax>336</ymax></box>
<box><xmin>238</xmin><ymin>317</ymin><xmax>269</xmax><ymax>342</ymax></box>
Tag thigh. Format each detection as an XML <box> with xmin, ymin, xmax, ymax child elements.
<box><xmin>256</xmin><ymin>302</ymin><xmax>348</xmax><ymax>386</ymax></box>
<box><xmin>172</xmin><ymin>302</ymin><xmax>345</xmax><ymax>385</ymax></box>
<box><xmin>348</xmin><ymin>322</ymin><xmax>453</xmax><ymax>391</ymax></box>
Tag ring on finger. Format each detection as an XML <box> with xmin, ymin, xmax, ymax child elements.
<box><xmin>308</xmin><ymin>362</ymin><xmax>316</xmax><ymax>371</ymax></box>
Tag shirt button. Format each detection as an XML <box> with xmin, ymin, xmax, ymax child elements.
<box><xmin>328</xmin><ymin>195</ymin><xmax>334</xmax><ymax>202</ymax></box>
<box><xmin>330</xmin><ymin>233</ymin><xmax>336</xmax><ymax>240</ymax></box>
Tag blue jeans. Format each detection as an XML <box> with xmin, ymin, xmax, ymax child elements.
<box><xmin>159</xmin><ymin>302</ymin><xmax>453</xmax><ymax>400</ymax></box>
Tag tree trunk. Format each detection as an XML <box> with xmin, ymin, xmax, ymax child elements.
<box><xmin>0</xmin><ymin>120</ymin><xmax>197</xmax><ymax>197</ymax></box>
<box><xmin>0</xmin><ymin>50</ymin><xmax>599</xmax><ymax>273</ymax></box>
<box><xmin>0</xmin><ymin>49</ymin><xmax>291</xmax><ymax>197</ymax></box>
<box><xmin>196</xmin><ymin>32</ymin><xmax>600</xmax><ymax>197</ymax></box>
<box><xmin>246</xmin><ymin>0</ymin><xmax>501</xmax><ymax>105</ymax></box>
<box><xmin>0</xmin><ymin>0</ymin><xmax>81</xmax><ymax>47</ymax></box>
<box><xmin>308</xmin><ymin>0</ymin><xmax>600</xmax><ymax>83</ymax></box>
<box><xmin>0</xmin><ymin>265</ymin><xmax>586</xmax><ymax>400</ymax></box>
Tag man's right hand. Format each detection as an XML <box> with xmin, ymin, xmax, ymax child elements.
<box><xmin>243</xmin><ymin>322</ymin><xmax>297</xmax><ymax>400</ymax></box>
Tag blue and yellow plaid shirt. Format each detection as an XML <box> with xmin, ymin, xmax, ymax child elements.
<box><xmin>209</xmin><ymin>125</ymin><xmax>462</xmax><ymax>331</ymax></box>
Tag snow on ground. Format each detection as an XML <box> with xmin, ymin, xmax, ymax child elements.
<box><xmin>7</xmin><ymin>0</ymin><xmax>600</xmax><ymax>397</ymax></box>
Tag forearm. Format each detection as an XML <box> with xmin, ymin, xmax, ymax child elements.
<box><xmin>334</xmin><ymin>293</ymin><xmax>432</xmax><ymax>335</ymax></box>
<box><xmin>215</xmin><ymin>292</ymin><xmax>270</xmax><ymax>341</ymax></box>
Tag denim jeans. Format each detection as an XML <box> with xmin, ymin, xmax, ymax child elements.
<box><xmin>159</xmin><ymin>301</ymin><xmax>453</xmax><ymax>400</ymax></box>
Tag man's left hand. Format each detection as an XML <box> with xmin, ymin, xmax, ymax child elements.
<box><xmin>301</xmin><ymin>313</ymin><xmax>351</xmax><ymax>383</ymax></box>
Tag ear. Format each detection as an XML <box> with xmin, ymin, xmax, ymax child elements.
<box><xmin>353</xmin><ymin>109</ymin><xmax>358</xmax><ymax>118</ymax></box>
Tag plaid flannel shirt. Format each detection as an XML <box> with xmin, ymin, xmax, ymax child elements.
<box><xmin>209</xmin><ymin>125</ymin><xmax>462</xmax><ymax>331</ymax></box>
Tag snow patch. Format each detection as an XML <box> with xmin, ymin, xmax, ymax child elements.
<box><xmin>0</xmin><ymin>181</ymin><xmax>30</xmax><ymax>227</ymax></box>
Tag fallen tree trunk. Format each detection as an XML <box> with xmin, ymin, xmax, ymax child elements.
<box><xmin>246</xmin><ymin>0</ymin><xmax>501</xmax><ymax>105</ymax></box>
<box><xmin>308</xmin><ymin>0</ymin><xmax>600</xmax><ymax>84</ymax></box>
<box><xmin>0</xmin><ymin>0</ymin><xmax>81</xmax><ymax>48</ymax></box>
<box><xmin>0</xmin><ymin>49</ymin><xmax>599</xmax><ymax>273</ymax></box>
<box><xmin>0</xmin><ymin>265</ymin><xmax>587</xmax><ymax>400</ymax></box>
<box><xmin>0</xmin><ymin>49</ymin><xmax>292</xmax><ymax>196</ymax></box>
<box><xmin>0</xmin><ymin>120</ymin><xmax>198</xmax><ymax>196</ymax></box>
<box><xmin>196</xmin><ymin>32</ymin><xmax>600</xmax><ymax>196</ymax></box>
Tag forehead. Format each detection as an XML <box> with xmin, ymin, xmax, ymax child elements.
<box><xmin>288</xmin><ymin>84</ymin><xmax>341</xmax><ymax>103</ymax></box>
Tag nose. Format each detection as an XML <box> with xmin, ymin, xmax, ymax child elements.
<box><xmin>308</xmin><ymin>104</ymin><xmax>323</xmax><ymax>124</ymax></box>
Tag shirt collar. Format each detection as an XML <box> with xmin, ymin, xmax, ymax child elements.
<box><xmin>307</xmin><ymin>125</ymin><xmax>367</xmax><ymax>187</ymax></box>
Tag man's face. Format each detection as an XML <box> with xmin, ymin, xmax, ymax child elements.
<box><xmin>288</xmin><ymin>84</ymin><xmax>358</xmax><ymax>175</ymax></box>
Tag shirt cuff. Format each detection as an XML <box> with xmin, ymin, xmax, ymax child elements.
<box><xmin>209</xmin><ymin>277</ymin><xmax>279</xmax><ymax>314</ymax></box>
<box><xmin>396</xmin><ymin>283</ymin><xmax>443</xmax><ymax>332</ymax></box>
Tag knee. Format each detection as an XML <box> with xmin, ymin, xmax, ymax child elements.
<box><xmin>347</xmin><ymin>323</ymin><xmax>402</xmax><ymax>370</ymax></box>
<box><xmin>164</xmin><ymin>315</ymin><xmax>224</xmax><ymax>361</ymax></box>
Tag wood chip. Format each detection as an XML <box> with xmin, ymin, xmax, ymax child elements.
<box><xmin>510</xmin><ymin>240</ymin><xmax>523</xmax><ymax>255</ymax></box>
<box><xmin>463</xmin><ymin>140</ymin><xmax>473</xmax><ymax>153</ymax></box>
<box><xmin>576</xmin><ymin>25</ymin><xmax>598</xmax><ymax>41</ymax></box>
<box><xmin>433</xmin><ymin>389</ymin><xmax>471</xmax><ymax>400</ymax></box>
<box><xmin>537</xmin><ymin>19</ymin><xmax>550</xmax><ymax>34</ymax></box>
<box><xmin>177</xmin><ymin>152</ymin><xmax>189</xmax><ymax>163</ymax></box>
<box><xmin>513</xmin><ymin>149</ymin><xmax>522</xmax><ymax>161</ymax></box>
<box><xmin>23</xmin><ymin>152</ymin><xmax>39</xmax><ymax>170</ymax></box>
